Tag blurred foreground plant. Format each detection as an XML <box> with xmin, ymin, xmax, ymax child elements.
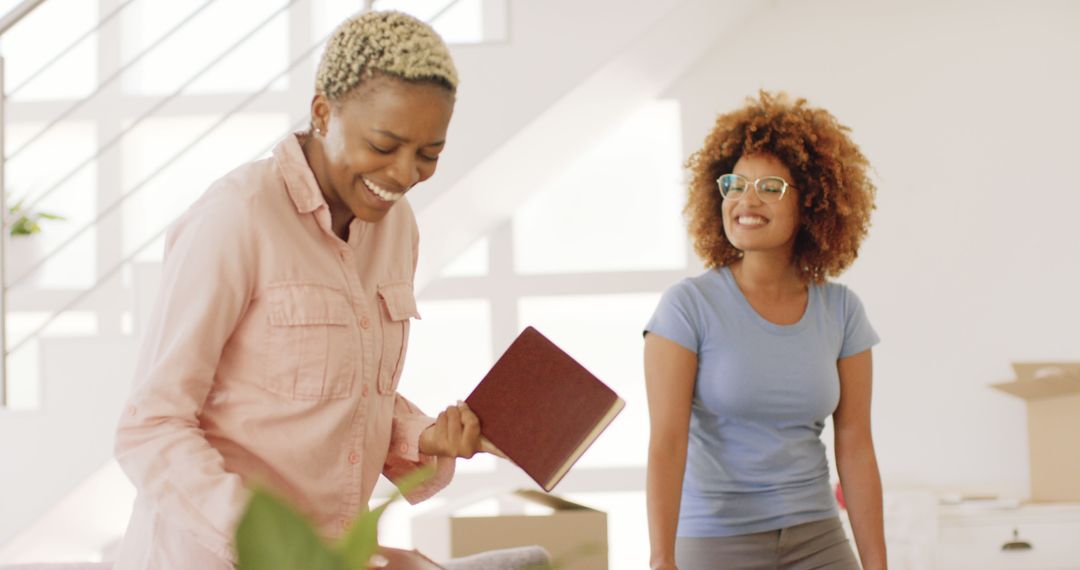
<box><xmin>235</xmin><ymin>466</ymin><xmax>435</xmax><ymax>570</ymax></box>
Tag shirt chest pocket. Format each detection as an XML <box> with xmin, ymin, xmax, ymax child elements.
<box><xmin>376</xmin><ymin>281</ymin><xmax>420</xmax><ymax>395</ymax></box>
<box><xmin>263</xmin><ymin>284</ymin><xmax>357</xmax><ymax>400</ymax></box>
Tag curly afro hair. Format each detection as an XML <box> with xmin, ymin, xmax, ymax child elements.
<box><xmin>685</xmin><ymin>91</ymin><xmax>876</xmax><ymax>283</ymax></box>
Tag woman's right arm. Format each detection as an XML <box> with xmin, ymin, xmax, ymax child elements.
<box><xmin>115</xmin><ymin>195</ymin><xmax>255</xmax><ymax>564</ymax></box>
<box><xmin>644</xmin><ymin>333</ymin><xmax>697</xmax><ymax>570</ymax></box>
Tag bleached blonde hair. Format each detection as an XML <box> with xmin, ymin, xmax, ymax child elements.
<box><xmin>315</xmin><ymin>10</ymin><xmax>459</xmax><ymax>100</ymax></box>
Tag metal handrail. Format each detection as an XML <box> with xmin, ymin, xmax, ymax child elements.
<box><xmin>3</xmin><ymin>116</ymin><xmax>308</xmax><ymax>358</ymax></box>
<box><xmin>3</xmin><ymin>0</ymin><xmax>291</xmax><ymax>229</ymax></box>
<box><xmin>3</xmin><ymin>0</ymin><xmax>467</xmax><ymax>358</ymax></box>
<box><xmin>7</xmin><ymin>0</ymin><xmax>140</xmax><ymax>97</ymax></box>
<box><xmin>2</xmin><ymin>0</ymin><xmax>475</xmax><ymax>287</ymax></box>
<box><xmin>0</xmin><ymin>0</ymin><xmax>47</xmax><ymax>37</ymax></box>
<box><xmin>5</xmin><ymin>7</ymin><xmax>314</xmax><ymax>292</ymax></box>
<box><xmin>1</xmin><ymin>56</ymin><xmax>8</xmax><ymax>405</ymax></box>
<box><xmin>5</xmin><ymin>0</ymin><xmax>217</xmax><ymax>160</ymax></box>
<box><xmin>0</xmin><ymin>0</ymin><xmax>45</xmax><ymax>405</ymax></box>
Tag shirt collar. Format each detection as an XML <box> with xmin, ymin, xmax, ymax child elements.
<box><xmin>273</xmin><ymin>132</ymin><xmax>327</xmax><ymax>215</ymax></box>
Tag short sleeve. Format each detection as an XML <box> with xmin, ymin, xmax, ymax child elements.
<box><xmin>840</xmin><ymin>287</ymin><xmax>880</xmax><ymax>359</ymax></box>
<box><xmin>644</xmin><ymin>281</ymin><xmax>702</xmax><ymax>354</ymax></box>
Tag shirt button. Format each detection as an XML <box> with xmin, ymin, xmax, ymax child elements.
<box><xmin>360</xmin><ymin>317</ymin><xmax>371</xmax><ymax>329</ymax></box>
<box><xmin>126</xmin><ymin>405</ymin><xmax>137</xmax><ymax>417</ymax></box>
<box><xmin>399</xmin><ymin>442</ymin><xmax>409</xmax><ymax>454</ymax></box>
<box><xmin>361</xmin><ymin>384</ymin><xmax>370</xmax><ymax>397</ymax></box>
<box><xmin>339</xmin><ymin>517</ymin><xmax>350</xmax><ymax>530</ymax></box>
<box><xmin>348</xmin><ymin>451</ymin><xmax>360</xmax><ymax>465</ymax></box>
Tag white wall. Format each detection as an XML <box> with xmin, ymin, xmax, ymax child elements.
<box><xmin>667</xmin><ymin>0</ymin><xmax>1080</xmax><ymax>497</ymax></box>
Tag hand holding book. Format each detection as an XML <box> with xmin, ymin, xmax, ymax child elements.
<box><xmin>465</xmin><ymin>326</ymin><xmax>625</xmax><ymax>491</ymax></box>
<box><xmin>419</xmin><ymin>401</ymin><xmax>508</xmax><ymax>459</ymax></box>
<box><xmin>419</xmin><ymin>402</ymin><xmax>482</xmax><ymax>459</ymax></box>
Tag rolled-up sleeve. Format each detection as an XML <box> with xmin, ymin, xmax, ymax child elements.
<box><xmin>115</xmin><ymin>192</ymin><xmax>255</xmax><ymax>563</ymax></box>
<box><xmin>383</xmin><ymin>394</ymin><xmax>455</xmax><ymax>504</ymax></box>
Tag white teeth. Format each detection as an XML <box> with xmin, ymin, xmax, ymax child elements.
<box><xmin>737</xmin><ymin>215</ymin><xmax>767</xmax><ymax>226</ymax></box>
<box><xmin>363</xmin><ymin>178</ymin><xmax>404</xmax><ymax>202</ymax></box>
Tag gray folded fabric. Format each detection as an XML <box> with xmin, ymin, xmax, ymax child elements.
<box><xmin>441</xmin><ymin>545</ymin><xmax>551</xmax><ymax>570</ymax></box>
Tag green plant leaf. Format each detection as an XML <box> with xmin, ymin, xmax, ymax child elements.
<box><xmin>5</xmin><ymin>193</ymin><xmax>65</xmax><ymax>237</ymax></box>
<box><xmin>10</xmin><ymin>218</ymin><xmax>34</xmax><ymax>236</ymax></box>
<box><xmin>338</xmin><ymin>501</ymin><xmax>387</xmax><ymax>570</ymax></box>
<box><xmin>236</xmin><ymin>488</ymin><xmax>347</xmax><ymax>570</ymax></box>
<box><xmin>337</xmin><ymin>465</ymin><xmax>435</xmax><ymax>569</ymax></box>
<box><xmin>6</xmin><ymin>197</ymin><xmax>26</xmax><ymax>214</ymax></box>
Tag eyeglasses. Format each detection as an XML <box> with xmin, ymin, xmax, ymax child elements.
<box><xmin>716</xmin><ymin>173</ymin><xmax>794</xmax><ymax>203</ymax></box>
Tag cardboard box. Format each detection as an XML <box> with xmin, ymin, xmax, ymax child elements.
<box><xmin>413</xmin><ymin>489</ymin><xmax>607</xmax><ymax>569</ymax></box>
<box><xmin>990</xmin><ymin>361</ymin><xmax>1080</xmax><ymax>502</ymax></box>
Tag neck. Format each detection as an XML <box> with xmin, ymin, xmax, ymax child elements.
<box><xmin>301</xmin><ymin>133</ymin><xmax>354</xmax><ymax>240</ymax></box>
<box><xmin>730</xmin><ymin>249</ymin><xmax>803</xmax><ymax>296</ymax></box>
<box><xmin>328</xmin><ymin>206</ymin><xmax>353</xmax><ymax>241</ymax></box>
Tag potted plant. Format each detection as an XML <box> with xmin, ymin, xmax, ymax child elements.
<box><xmin>4</xmin><ymin>193</ymin><xmax>64</xmax><ymax>286</ymax></box>
<box><xmin>6</xmin><ymin>195</ymin><xmax>65</xmax><ymax>237</ymax></box>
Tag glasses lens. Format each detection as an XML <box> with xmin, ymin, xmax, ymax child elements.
<box><xmin>718</xmin><ymin>174</ymin><xmax>747</xmax><ymax>199</ymax></box>
<box><xmin>757</xmin><ymin>177</ymin><xmax>787</xmax><ymax>202</ymax></box>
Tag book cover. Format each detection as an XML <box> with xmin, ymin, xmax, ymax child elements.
<box><xmin>465</xmin><ymin>326</ymin><xmax>625</xmax><ymax>491</ymax></box>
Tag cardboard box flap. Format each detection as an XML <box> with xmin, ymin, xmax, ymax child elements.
<box><xmin>412</xmin><ymin>487</ymin><xmax>608</xmax><ymax>567</ymax></box>
<box><xmin>1010</xmin><ymin>362</ymin><xmax>1080</xmax><ymax>382</ymax></box>
<box><xmin>513</xmin><ymin>489</ymin><xmax>597</xmax><ymax>512</ymax></box>
<box><xmin>991</xmin><ymin>374</ymin><xmax>1080</xmax><ymax>400</ymax></box>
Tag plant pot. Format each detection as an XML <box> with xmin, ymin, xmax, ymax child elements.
<box><xmin>4</xmin><ymin>234</ymin><xmax>45</xmax><ymax>288</ymax></box>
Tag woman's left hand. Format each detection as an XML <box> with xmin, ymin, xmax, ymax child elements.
<box><xmin>419</xmin><ymin>402</ymin><xmax>482</xmax><ymax>459</ymax></box>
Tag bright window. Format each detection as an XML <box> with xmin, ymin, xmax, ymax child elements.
<box><xmin>400</xmin><ymin>298</ymin><xmax>496</xmax><ymax>473</ymax></box>
<box><xmin>120</xmin><ymin>0</ymin><xmax>289</xmax><ymax>96</ymax></box>
<box><xmin>120</xmin><ymin>113</ymin><xmax>290</xmax><ymax>262</ymax></box>
<box><xmin>0</xmin><ymin>0</ymin><xmax>97</xmax><ymax>101</ymax></box>
<box><xmin>5</xmin><ymin>121</ymin><xmax>98</xmax><ymax>289</ymax></box>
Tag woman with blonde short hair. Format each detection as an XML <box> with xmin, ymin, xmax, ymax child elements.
<box><xmin>113</xmin><ymin>11</ymin><xmax>490</xmax><ymax>568</ymax></box>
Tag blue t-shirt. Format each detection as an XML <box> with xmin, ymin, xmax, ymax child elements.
<box><xmin>644</xmin><ymin>266</ymin><xmax>879</xmax><ymax>537</ymax></box>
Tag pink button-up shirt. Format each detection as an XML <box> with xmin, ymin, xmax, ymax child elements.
<box><xmin>113</xmin><ymin>133</ymin><xmax>453</xmax><ymax>569</ymax></box>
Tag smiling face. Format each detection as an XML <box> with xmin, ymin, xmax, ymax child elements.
<box><xmin>310</xmin><ymin>75</ymin><xmax>455</xmax><ymax>224</ymax></box>
<box><xmin>721</xmin><ymin>153</ymin><xmax>801</xmax><ymax>256</ymax></box>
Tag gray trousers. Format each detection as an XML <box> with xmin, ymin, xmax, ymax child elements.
<box><xmin>674</xmin><ymin>517</ymin><xmax>860</xmax><ymax>570</ymax></box>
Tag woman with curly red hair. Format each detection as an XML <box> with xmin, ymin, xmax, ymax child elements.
<box><xmin>644</xmin><ymin>92</ymin><xmax>885</xmax><ymax>569</ymax></box>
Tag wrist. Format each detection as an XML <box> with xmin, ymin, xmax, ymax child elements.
<box><xmin>649</xmin><ymin>554</ymin><xmax>677</xmax><ymax>570</ymax></box>
<box><xmin>418</xmin><ymin>425</ymin><xmax>434</xmax><ymax>456</ymax></box>
<box><xmin>861</xmin><ymin>557</ymin><xmax>887</xmax><ymax>570</ymax></box>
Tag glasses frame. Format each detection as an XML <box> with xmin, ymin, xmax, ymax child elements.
<box><xmin>716</xmin><ymin>173</ymin><xmax>795</xmax><ymax>203</ymax></box>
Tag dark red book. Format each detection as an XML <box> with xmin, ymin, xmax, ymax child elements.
<box><xmin>465</xmin><ymin>326</ymin><xmax>625</xmax><ymax>491</ymax></box>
